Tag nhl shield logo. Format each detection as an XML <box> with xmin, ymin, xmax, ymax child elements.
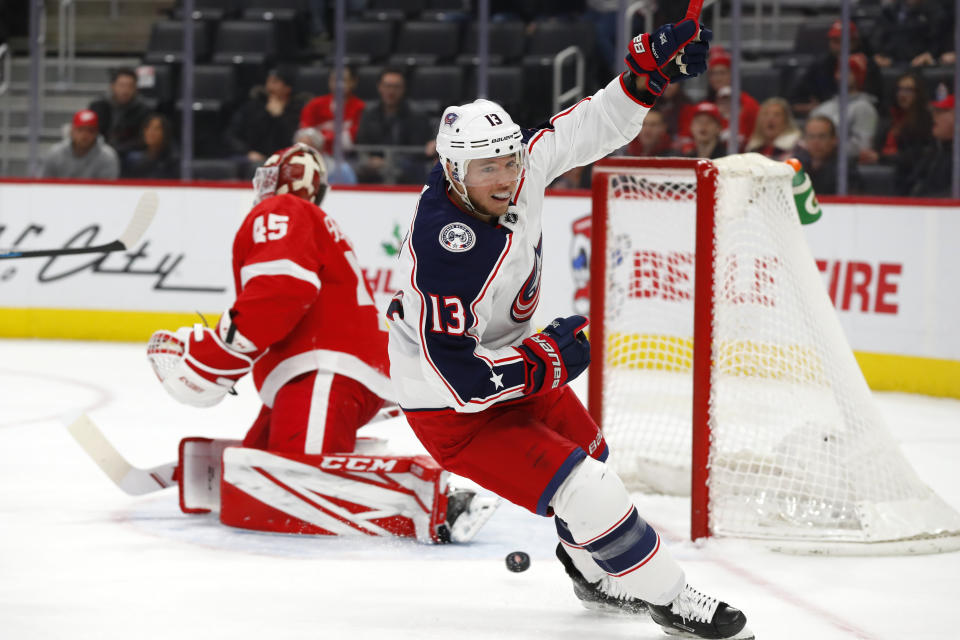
<box><xmin>439</xmin><ymin>222</ymin><xmax>475</xmax><ymax>253</ymax></box>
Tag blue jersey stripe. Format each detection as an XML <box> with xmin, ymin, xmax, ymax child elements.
<box><xmin>536</xmin><ymin>447</ymin><xmax>587</xmax><ymax>516</ymax></box>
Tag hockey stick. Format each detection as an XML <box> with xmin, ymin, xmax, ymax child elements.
<box><xmin>65</xmin><ymin>413</ymin><xmax>178</xmax><ymax>495</ymax></box>
<box><xmin>686</xmin><ymin>0</ymin><xmax>705</xmax><ymax>21</ymax></box>
<box><xmin>64</xmin><ymin>403</ymin><xmax>405</xmax><ymax>496</ymax></box>
<box><xmin>0</xmin><ymin>191</ymin><xmax>158</xmax><ymax>260</ymax></box>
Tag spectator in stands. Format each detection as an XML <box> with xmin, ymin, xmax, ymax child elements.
<box><xmin>790</xmin><ymin>20</ymin><xmax>883</xmax><ymax>116</ymax></box>
<box><xmin>626</xmin><ymin>109</ymin><xmax>675</xmax><ymax>157</ymax></box>
<box><xmin>745</xmin><ymin>98</ymin><xmax>802</xmax><ymax>161</ymax></box>
<box><xmin>300</xmin><ymin>66</ymin><xmax>365</xmax><ymax>157</ymax></box>
<box><xmin>550</xmin><ymin>164</ymin><xmax>592</xmax><ymax>190</ymax></box>
<box><xmin>88</xmin><ymin>67</ymin><xmax>151</xmax><ymax>159</ymax></box>
<box><xmin>714</xmin><ymin>87</ymin><xmax>748</xmax><ymax>152</ymax></box>
<box><xmin>657</xmin><ymin>82</ymin><xmax>697</xmax><ymax>150</ymax></box>
<box><xmin>898</xmin><ymin>93</ymin><xmax>954</xmax><ymax>197</ymax></box>
<box><xmin>122</xmin><ymin>114</ymin><xmax>179</xmax><ymax>179</ymax></box>
<box><xmin>684</xmin><ymin>102</ymin><xmax>727</xmax><ymax>160</ymax></box>
<box><xmin>39</xmin><ymin>109</ymin><xmax>119</xmax><ymax>180</ymax></box>
<box><xmin>811</xmin><ymin>54</ymin><xmax>879</xmax><ymax>158</ymax></box>
<box><xmin>872</xmin><ymin>0</ymin><xmax>946</xmax><ymax>68</ymax></box>
<box><xmin>354</xmin><ymin>68</ymin><xmax>435</xmax><ymax>184</ymax></box>
<box><xmin>293</xmin><ymin>127</ymin><xmax>357</xmax><ymax>185</ymax></box>
<box><xmin>225</xmin><ymin>67</ymin><xmax>305</xmax><ymax>176</ymax></box>
<box><xmin>862</xmin><ymin>71</ymin><xmax>932</xmax><ymax>166</ymax></box>
<box><xmin>705</xmin><ymin>46</ymin><xmax>758</xmax><ymax>144</ymax></box>
<box><xmin>793</xmin><ymin>115</ymin><xmax>861</xmax><ymax>195</ymax></box>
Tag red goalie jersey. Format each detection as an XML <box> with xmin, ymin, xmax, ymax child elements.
<box><xmin>230</xmin><ymin>193</ymin><xmax>393</xmax><ymax>408</ymax></box>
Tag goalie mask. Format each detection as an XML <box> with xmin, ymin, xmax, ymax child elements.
<box><xmin>436</xmin><ymin>99</ymin><xmax>524</xmax><ymax>213</ymax></box>
<box><xmin>253</xmin><ymin>143</ymin><xmax>329</xmax><ymax>206</ymax></box>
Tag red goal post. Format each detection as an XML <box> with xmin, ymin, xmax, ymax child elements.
<box><xmin>587</xmin><ymin>154</ymin><xmax>960</xmax><ymax>554</ymax></box>
<box><xmin>588</xmin><ymin>157</ymin><xmax>717</xmax><ymax>541</ymax></box>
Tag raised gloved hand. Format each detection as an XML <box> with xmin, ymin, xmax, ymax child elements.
<box><xmin>147</xmin><ymin>324</ymin><xmax>254</xmax><ymax>408</ymax></box>
<box><xmin>517</xmin><ymin>316</ymin><xmax>591</xmax><ymax>396</ymax></box>
<box><xmin>625</xmin><ymin>21</ymin><xmax>713</xmax><ymax>96</ymax></box>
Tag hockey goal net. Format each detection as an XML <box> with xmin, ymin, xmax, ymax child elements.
<box><xmin>588</xmin><ymin>154</ymin><xmax>960</xmax><ymax>553</ymax></box>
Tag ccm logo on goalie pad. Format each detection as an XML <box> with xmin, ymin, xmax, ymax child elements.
<box><xmin>320</xmin><ymin>456</ymin><xmax>398</xmax><ymax>472</ymax></box>
<box><xmin>529</xmin><ymin>335</ymin><xmax>564</xmax><ymax>389</ymax></box>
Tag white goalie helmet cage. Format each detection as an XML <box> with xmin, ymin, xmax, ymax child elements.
<box><xmin>252</xmin><ymin>143</ymin><xmax>329</xmax><ymax>207</ymax></box>
<box><xmin>436</xmin><ymin>99</ymin><xmax>524</xmax><ymax>210</ymax></box>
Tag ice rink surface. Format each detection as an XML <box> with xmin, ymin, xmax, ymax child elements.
<box><xmin>1</xmin><ymin>338</ymin><xmax>958</xmax><ymax>640</ymax></box>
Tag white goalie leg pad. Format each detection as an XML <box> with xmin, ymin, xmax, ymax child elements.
<box><xmin>550</xmin><ymin>456</ymin><xmax>685</xmax><ymax>605</ymax></box>
<box><xmin>178</xmin><ymin>437</ymin><xmax>243</xmax><ymax>513</ymax></box>
<box><xmin>220</xmin><ymin>447</ymin><xmax>450</xmax><ymax>543</ymax></box>
<box><xmin>447</xmin><ymin>491</ymin><xmax>501</xmax><ymax>543</ymax></box>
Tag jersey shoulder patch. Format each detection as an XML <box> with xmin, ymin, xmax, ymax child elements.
<box><xmin>438</xmin><ymin>221</ymin><xmax>476</xmax><ymax>253</ymax></box>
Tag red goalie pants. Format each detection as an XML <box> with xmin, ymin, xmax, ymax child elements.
<box><xmin>403</xmin><ymin>386</ymin><xmax>608</xmax><ymax>516</ymax></box>
<box><xmin>243</xmin><ymin>370</ymin><xmax>385</xmax><ymax>454</ymax></box>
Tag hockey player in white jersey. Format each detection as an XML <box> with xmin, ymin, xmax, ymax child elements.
<box><xmin>387</xmin><ymin>18</ymin><xmax>753</xmax><ymax>640</ymax></box>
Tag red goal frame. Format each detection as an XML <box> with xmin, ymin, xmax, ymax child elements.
<box><xmin>587</xmin><ymin>157</ymin><xmax>719</xmax><ymax>541</ymax></box>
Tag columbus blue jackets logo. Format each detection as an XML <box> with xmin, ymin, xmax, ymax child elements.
<box><xmin>439</xmin><ymin>222</ymin><xmax>475</xmax><ymax>252</ymax></box>
<box><xmin>444</xmin><ymin>112</ymin><xmax>459</xmax><ymax>127</ymax></box>
<box><xmin>511</xmin><ymin>236</ymin><xmax>543</xmax><ymax>322</ymax></box>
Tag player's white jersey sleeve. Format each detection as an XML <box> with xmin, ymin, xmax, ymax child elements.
<box><xmin>526</xmin><ymin>73</ymin><xmax>651</xmax><ymax>185</ymax></box>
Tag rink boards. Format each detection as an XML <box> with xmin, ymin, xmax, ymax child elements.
<box><xmin>0</xmin><ymin>179</ymin><xmax>958</xmax><ymax>398</ymax></box>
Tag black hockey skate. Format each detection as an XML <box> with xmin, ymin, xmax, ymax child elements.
<box><xmin>555</xmin><ymin>543</ymin><xmax>648</xmax><ymax>615</ymax></box>
<box><xmin>647</xmin><ymin>584</ymin><xmax>753</xmax><ymax>639</ymax></box>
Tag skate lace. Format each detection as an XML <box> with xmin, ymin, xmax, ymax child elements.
<box><xmin>671</xmin><ymin>585</ymin><xmax>720</xmax><ymax>624</ymax></box>
<box><xmin>598</xmin><ymin>575</ymin><xmax>634</xmax><ymax>602</ymax></box>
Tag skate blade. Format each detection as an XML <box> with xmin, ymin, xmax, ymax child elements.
<box><xmin>663</xmin><ymin>625</ymin><xmax>755</xmax><ymax>640</ymax></box>
<box><xmin>579</xmin><ymin>599</ymin><xmax>648</xmax><ymax>617</ymax></box>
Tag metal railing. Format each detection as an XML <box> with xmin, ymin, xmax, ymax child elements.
<box><xmin>57</xmin><ymin>0</ymin><xmax>76</xmax><ymax>87</ymax></box>
<box><xmin>553</xmin><ymin>46</ymin><xmax>585</xmax><ymax>115</ymax></box>
<box><xmin>352</xmin><ymin>144</ymin><xmax>433</xmax><ymax>185</ymax></box>
<box><xmin>0</xmin><ymin>44</ymin><xmax>11</xmax><ymax>176</ymax></box>
<box><xmin>625</xmin><ymin>0</ymin><xmax>656</xmax><ymax>48</ymax></box>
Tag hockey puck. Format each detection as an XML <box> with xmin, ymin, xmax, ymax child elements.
<box><xmin>505</xmin><ymin>551</ymin><xmax>530</xmax><ymax>573</ymax></box>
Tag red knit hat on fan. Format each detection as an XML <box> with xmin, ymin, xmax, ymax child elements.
<box><xmin>691</xmin><ymin>101</ymin><xmax>724</xmax><ymax>125</ymax></box>
<box><xmin>72</xmin><ymin>109</ymin><xmax>99</xmax><ymax>130</ymax></box>
<box><xmin>827</xmin><ymin>20</ymin><xmax>858</xmax><ymax>39</ymax></box>
<box><xmin>710</xmin><ymin>46</ymin><xmax>732</xmax><ymax>68</ymax></box>
<box><xmin>931</xmin><ymin>94</ymin><xmax>955</xmax><ymax>110</ymax></box>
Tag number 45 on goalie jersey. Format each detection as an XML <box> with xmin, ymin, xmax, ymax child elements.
<box><xmin>230</xmin><ymin>193</ymin><xmax>393</xmax><ymax>407</ymax></box>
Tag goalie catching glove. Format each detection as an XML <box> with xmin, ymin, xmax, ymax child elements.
<box><xmin>625</xmin><ymin>20</ymin><xmax>713</xmax><ymax>99</ymax></box>
<box><xmin>147</xmin><ymin>322</ymin><xmax>256</xmax><ymax>408</ymax></box>
<box><xmin>517</xmin><ymin>315</ymin><xmax>590</xmax><ymax>396</ymax></box>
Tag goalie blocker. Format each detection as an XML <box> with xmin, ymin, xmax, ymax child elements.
<box><xmin>177</xmin><ymin>438</ymin><xmax>497</xmax><ymax>543</ymax></box>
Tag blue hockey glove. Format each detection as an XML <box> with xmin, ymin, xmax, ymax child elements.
<box><xmin>517</xmin><ymin>316</ymin><xmax>590</xmax><ymax>396</ymax></box>
<box><xmin>625</xmin><ymin>21</ymin><xmax>713</xmax><ymax>96</ymax></box>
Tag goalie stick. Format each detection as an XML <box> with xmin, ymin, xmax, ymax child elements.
<box><xmin>64</xmin><ymin>404</ymin><xmax>404</xmax><ymax>496</ymax></box>
<box><xmin>0</xmin><ymin>191</ymin><xmax>158</xmax><ymax>260</ymax></box>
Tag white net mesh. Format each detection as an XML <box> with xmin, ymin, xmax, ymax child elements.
<box><xmin>598</xmin><ymin>154</ymin><xmax>960</xmax><ymax>551</ymax></box>
<box><xmin>146</xmin><ymin>330</ymin><xmax>186</xmax><ymax>382</ymax></box>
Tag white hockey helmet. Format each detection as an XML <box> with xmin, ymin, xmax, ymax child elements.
<box><xmin>253</xmin><ymin>143</ymin><xmax>328</xmax><ymax>206</ymax></box>
<box><xmin>436</xmin><ymin>99</ymin><xmax>524</xmax><ymax>211</ymax></box>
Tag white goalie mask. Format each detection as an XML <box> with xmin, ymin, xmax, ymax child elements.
<box><xmin>252</xmin><ymin>143</ymin><xmax>328</xmax><ymax>207</ymax></box>
<box><xmin>436</xmin><ymin>99</ymin><xmax>525</xmax><ymax>213</ymax></box>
